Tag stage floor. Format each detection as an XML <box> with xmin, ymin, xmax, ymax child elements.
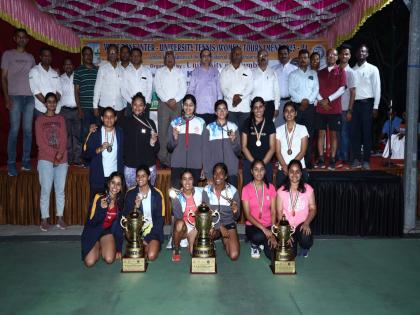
<box><xmin>1</xmin><ymin>239</ymin><xmax>420</xmax><ymax>315</ymax></box>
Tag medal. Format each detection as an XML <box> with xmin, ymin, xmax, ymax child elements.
<box><xmin>253</xmin><ymin>119</ymin><xmax>265</xmax><ymax>149</ymax></box>
<box><xmin>141</xmin><ymin>128</ymin><xmax>146</xmax><ymax>133</ymax></box>
<box><xmin>256</xmin><ymin>140</ymin><xmax>261</xmax><ymax>147</ymax></box>
<box><xmin>104</xmin><ymin>128</ymin><xmax>115</xmax><ymax>154</ymax></box>
<box><xmin>285</xmin><ymin>123</ymin><xmax>296</xmax><ymax>157</ymax></box>
<box><xmin>287</xmin><ymin>149</ymin><xmax>292</xmax><ymax>155</ymax></box>
<box><xmin>253</xmin><ymin>181</ymin><xmax>265</xmax><ymax>221</ymax></box>
<box><xmin>107</xmin><ymin>146</ymin><xmax>113</xmax><ymax>153</ymax></box>
<box><xmin>289</xmin><ymin>190</ymin><xmax>299</xmax><ymax>217</ymax></box>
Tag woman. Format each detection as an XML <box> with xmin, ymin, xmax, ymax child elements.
<box><xmin>203</xmin><ymin>100</ymin><xmax>241</xmax><ymax>187</ymax></box>
<box><xmin>83</xmin><ymin>107</ymin><xmax>123</xmax><ymax>200</ymax></box>
<box><xmin>168</xmin><ymin>94</ymin><xmax>206</xmax><ymax>188</ymax></box>
<box><xmin>35</xmin><ymin>92</ymin><xmax>68</xmax><ymax>232</ymax></box>
<box><xmin>241</xmin><ymin>97</ymin><xmax>276</xmax><ymax>185</ymax></box>
<box><xmin>203</xmin><ymin>163</ymin><xmax>241</xmax><ymax>261</ymax></box>
<box><xmin>170</xmin><ymin>169</ymin><xmax>203</xmax><ymax>262</ymax></box>
<box><xmin>276</xmin><ymin>160</ymin><xmax>317</xmax><ymax>257</ymax></box>
<box><xmin>310</xmin><ymin>52</ymin><xmax>321</xmax><ymax>71</ymax></box>
<box><xmin>242</xmin><ymin>159</ymin><xmax>277</xmax><ymax>259</ymax></box>
<box><xmin>81</xmin><ymin>172</ymin><xmax>125</xmax><ymax>267</ymax></box>
<box><xmin>124</xmin><ymin>165</ymin><xmax>165</xmax><ymax>261</ymax></box>
<box><xmin>275</xmin><ymin>102</ymin><xmax>309</xmax><ymax>187</ymax></box>
<box><xmin>120</xmin><ymin>92</ymin><xmax>159</xmax><ymax>188</ymax></box>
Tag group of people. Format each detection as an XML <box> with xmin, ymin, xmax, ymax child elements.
<box><xmin>2</xmin><ymin>27</ymin><xmax>381</xmax><ymax>263</ymax></box>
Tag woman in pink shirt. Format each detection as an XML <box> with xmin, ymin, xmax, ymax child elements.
<box><xmin>242</xmin><ymin>159</ymin><xmax>277</xmax><ymax>259</ymax></box>
<box><xmin>35</xmin><ymin>92</ymin><xmax>68</xmax><ymax>232</ymax></box>
<box><xmin>276</xmin><ymin>159</ymin><xmax>317</xmax><ymax>257</ymax></box>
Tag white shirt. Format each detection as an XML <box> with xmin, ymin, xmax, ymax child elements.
<box><xmin>29</xmin><ymin>63</ymin><xmax>62</xmax><ymax>113</ymax></box>
<box><xmin>252</xmin><ymin>66</ymin><xmax>280</xmax><ymax>109</ymax></box>
<box><xmin>276</xmin><ymin>123</ymin><xmax>309</xmax><ymax>168</ymax></box>
<box><xmin>154</xmin><ymin>66</ymin><xmax>187</xmax><ymax>103</ymax></box>
<box><xmin>101</xmin><ymin>127</ymin><xmax>118</xmax><ymax>177</ymax></box>
<box><xmin>141</xmin><ymin>190</ymin><xmax>152</xmax><ymax>222</ymax></box>
<box><xmin>352</xmin><ymin>61</ymin><xmax>381</xmax><ymax>109</ymax></box>
<box><xmin>93</xmin><ymin>61</ymin><xmax>125</xmax><ymax>111</ymax></box>
<box><xmin>273</xmin><ymin>61</ymin><xmax>298</xmax><ymax>99</ymax></box>
<box><xmin>58</xmin><ymin>73</ymin><xmax>76</xmax><ymax>110</ymax></box>
<box><xmin>341</xmin><ymin>64</ymin><xmax>357</xmax><ymax>111</ymax></box>
<box><xmin>121</xmin><ymin>64</ymin><xmax>153</xmax><ymax>104</ymax></box>
<box><xmin>220</xmin><ymin>64</ymin><xmax>253</xmax><ymax>113</ymax></box>
<box><xmin>288</xmin><ymin>68</ymin><xmax>319</xmax><ymax>104</ymax></box>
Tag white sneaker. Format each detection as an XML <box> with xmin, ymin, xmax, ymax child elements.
<box><xmin>180</xmin><ymin>238</ymin><xmax>188</xmax><ymax>248</ymax></box>
<box><xmin>166</xmin><ymin>236</ymin><xmax>173</xmax><ymax>249</ymax></box>
<box><xmin>250</xmin><ymin>245</ymin><xmax>260</xmax><ymax>259</ymax></box>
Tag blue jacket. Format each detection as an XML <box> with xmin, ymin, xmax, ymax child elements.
<box><xmin>83</xmin><ymin>127</ymin><xmax>124</xmax><ymax>189</ymax></box>
<box><xmin>124</xmin><ymin>185</ymin><xmax>165</xmax><ymax>243</ymax></box>
<box><xmin>81</xmin><ymin>193</ymin><xmax>124</xmax><ymax>260</ymax></box>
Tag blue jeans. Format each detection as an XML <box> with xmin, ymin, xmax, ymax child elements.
<box><xmin>37</xmin><ymin>160</ymin><xmax>68</xmax><ymax>219</ymax></box>
<box><xmin>338</xmin><ymin>111</ymin><xmax>351</xmax><ymax>162</ymax></box>
<box><xmin>7</xmin><ymin>96</ymin><xmax>34</xmax><ymax>166</ymax></box>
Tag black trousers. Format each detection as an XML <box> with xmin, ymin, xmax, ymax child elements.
<box><xmin>291</xmin><ymin>223</ymin><xmax>314</xmax><ymax>256</ymax></box>
<box><xmin>350</xmin><ymin>99</ymin><xmax>374</xmax><ymax>162</ymax></box>
<box><xmin>264</xmin><ymin>100</ymin><xmax>275</xmax><ymax>122</ymax></box>
<box><xmin>245</xmin><ymin>225</ymin><xmax>273</xmax><ymax>260</ymax></box>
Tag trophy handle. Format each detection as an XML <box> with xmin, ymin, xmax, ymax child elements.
<box><xmin>271</xmin><ymin>224</ymin><xmax>279</xmax><ymax>237</ymax></box>
<box><xmin>187</xmin><ymin>210</ymin><xmax>196</xmax><ymax>227</ymax></box>
<box><xmin>120</xmin><ymin>216</ymin><xmax>128</xmax><ymax>231</ymax></box>
<box><xmin>211</xmin><ymin>210</ymin><xmax>220</xmax><ymax>227</ymax></box>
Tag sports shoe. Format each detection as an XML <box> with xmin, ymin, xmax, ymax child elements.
<box><xmin>56</xmin><ymin>217</ymin><xmax>67</xmax><ymax>230</ymax></box>
<box><xmin>250</xmin><ymin>244</ymin><xmax>260</xmax><ymax>259</ymax></box>
<box><xmin>314</xmin><ymin>157</ymin><xmax>325</xmax><ymax>169</ymax></box>
<box><xmin>40</xmin><ymin>220</ymin><xmax>50</xmax><ymax>232</ymax></box>
<box><xmin>7</xmin><ymin>164</ymin><xmax>18</xmax><ymax>177</ymax></box>
<box><xmin>21</xmin><ymin>162</ymin><xmax>32</xmax><ymax>171</ymax></box>
<box><xmin>180</xmin><ymin>238</ymin><xmax>188</xmax><ymax>248</ymax></box>
<box><xmin>362</xmin><ymin>162</ymin><xmax>371</xmax><ymax>170</ymax></box>
<box><xmin>351</xmin><ymin>159</ymin><xmax>362</xmax><ymax>169</ymax></box>
<box><xmin>336</xmin><ymin>160</ymin><xmax>344</xmax><ymax>168</ymax></box>
<box><xmin>328</xmin><ymin>159</ymin><xmax>336</xmax><ymax>170</ymax></box>
<box><xmin>166</xmin><ymin>236</ymin><xmax>173</xmax><ymax>249</ymax></box>
<box><xmin>172</xmin><ymin>249</ymin><xmax>181</xmax><ymax>262</ymax></box>
<box><xmin>300</xmin><ymin>248</ymin><xmax>309</xmax><ymax>258</ymax></box>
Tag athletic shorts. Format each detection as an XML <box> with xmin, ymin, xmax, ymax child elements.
<box><xmin>315</xmin><ymin>113</ymin><xmax>342</xmax><ymax>131</ymax></box>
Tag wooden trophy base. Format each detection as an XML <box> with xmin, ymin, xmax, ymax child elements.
<box><xmin>190</xmin><ymin>257</ymin><xmax>217</xmax><ymax>274</ymax></box>
<box><xmin>271</xmin><ymin>260</ymin><xmax>296</xmax><ymax>275</ymax></box>
<box><xmin>121</xmin><ymin>257</ymin><xmax>147</xmax><ymax>272</ymax></box>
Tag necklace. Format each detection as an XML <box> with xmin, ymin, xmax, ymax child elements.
<box><xmin>252</xmin><ymin>181</ymin><xmax>265</xmax><ymax>219</ymax></box>
<box><xmin>285</xmin><ymin>123</ymin><xmax>296</xmax><ymax>155</ymax></box>
<box><xmin>253</xmin><ymin>119</ymin><xmax>265</xmax><ymax>147</ymax></box>
<box><xmin>289</xmin><ymin>189</ymin><xmax>299</xmax><ymax>217</ymax></box>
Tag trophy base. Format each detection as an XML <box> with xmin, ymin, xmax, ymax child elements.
<box><xmin>271</xmin><ymin>260</ymin><xmax>296</xmax><ymax>275</ymax></box>
<box><xmin>121</xmin><ymin>257</ymin><xmax>147</xmax><ymax>272</ymax></box>
<box><xmin>190</xmin><ymin>257</ymin><xmax>217</xmax><ymax>274</ymax></box>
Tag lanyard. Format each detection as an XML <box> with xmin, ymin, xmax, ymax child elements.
<box><xmin>289</xmin><ymin>189</ymin><xmax>299</xmax><ymax>217</ymax></box>
<box><xmin>253</xmin><ymin>119</ymin><xmax>265</xmax><ymax>146</ymax></box>
<box><xmin>132</xmin><ymin>114</ymin><xmax>155</xmax><ymax>132</ymax></box>
<box><xmin>285</xmin><ymin>123</ymin><xmax>296</xmax><ymax>155</ymax></box>
<box><xmin>252</xmin><ymin>181</ymin><xmax>265</xmax><ymax>219</ymax></box>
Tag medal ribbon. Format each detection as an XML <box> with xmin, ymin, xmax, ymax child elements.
<box><xmin>252</xmin><ymin>181</ymin><xmax>265</xmax><ymax>220</ymax></box>
<box><xmin>285</xmin><ymin>123</ymin><xmax>296</xmax><ymax>154</ymax></box>
<box><xmin>253</xmin><ymin>119</ymin><xmax>265</xmax><ymax>145</ymax></box>
<box><xmin>132</xmin><ymin>114</ymin><xmax>155</xmax><ymax>132</ymax></box>
<box><xmin>289</xmin><ymin>190</ymin><xmax>299</xmax><ymax>217</ymax></box>
<box><xmin>105</xmin><ymin>128</ymin><xmax>115</xmax><ymax>149</ymax></box>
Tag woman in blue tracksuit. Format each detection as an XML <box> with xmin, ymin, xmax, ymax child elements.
<box><xmin>124</xmin><ymin>165</ymin><xmax>165</xmax><ymax>261</ymax></box>
<box><xmin>81</xmin><ymin>172</ymin><xmax>125</xmax><ymax>267</ymax></box>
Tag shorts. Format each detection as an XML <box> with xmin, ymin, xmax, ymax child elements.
<box><xmin>315</xmin><ymin>113</ymin><xmax>342</xmax><ymax>131</ymax></box>
<box><xmin>223</xmin><ymin>223</ymin><xmax>237</xmax><ymax>230</ymax></box>
<box><xmin>186</xmin><ymin>222</ymin><xmax>196</xmax><ymax>234</ymax></box>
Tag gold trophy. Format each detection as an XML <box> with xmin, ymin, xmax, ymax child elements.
<box><xmin>271</xmin><ymin>215</ymin><xmax>296</xmax><ymax>274</ymax></box>
<box><xmin>120</xmin><ymin>193</ymin><xmax>148</xmax><ymax>272</ymax></box>
<box><xmin>187</xmin><ymin>203</ymin><xmax>220</xmax><ymax>274</ymax></box>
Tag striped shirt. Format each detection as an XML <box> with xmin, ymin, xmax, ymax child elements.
<box><xmin>73</xmin><ymin>64</ymin><xmax>98</xmax><ymax>109</ymax></box>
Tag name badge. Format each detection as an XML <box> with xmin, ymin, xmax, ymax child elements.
<box><xmin>308</xmin><ymin>76</ymin><xmax>314</xmax><ymax>80</ymax></box>
<box><xmin>141</xmin><ymin>77</ymin><xmax>147</xmax><ymax>80</ymax></box>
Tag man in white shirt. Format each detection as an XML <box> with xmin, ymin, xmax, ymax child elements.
<box><xmin>252</xmin><ymin>49</ymin><xmax>280</xmax><ymax>122</ymax></box>
<box><xmin>288</xmin><ymin>49</ymin><xmax>319</xmax><ymax>168</ymax></box>
<box><xmin>29</xmin><ymin>47</ymin><xmax>61</xmax><ymax>117</ymax></box>
<box><xmin>220</xmin><ymin>46</ymin><xmax>253</xmax><ymax>130</ymax></box>
<box><xmin>154</xmin><ymin>50</ymin><xmax>187</xmax><ymax>167</ymax></box>
<box><xmin>351</xmin><ymin>44</ymin><xmax>381</xmax><ymax>169</ymax></box>
<box><xmin>121</xmin><ymin>48</ymin><xmax>152</xmax><ymax>117</ymax></box>
<box><xmin>337</xmin><ymin>44</ymin><xmax>356</xmax><ymax>167</ymax></box>
<box><xmin>93</xmin><ymin>44</ymin><xmax>125</xmax><ymax>121</ymax></box>
<box><xmin>59</xmin><ymin>58</ymin><xmax>81</xmax><ymax>165</ymax></box>
<box><xmin>273</xmin><ymin>45</ymin><xmax>298</xmax><ymax>127</ymax></box>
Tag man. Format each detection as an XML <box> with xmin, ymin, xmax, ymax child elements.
<box><xmin>1</xmin><ymin>28</ymin><xmax>36</xmax><ymax>176</ymax></box>
<box><xmin>74</xmin><ymin>46</ymin><xmax>98</xmax><ymax>143</ymax></box>
<box><xmin>59</xmin><ymin>58</ymin><xmax>81</xmax><ymax>165</ymax></box>
<box><xmin>220</xmin><ymin>46</ymin><xmax>253</xmax><ymax>129</ymax></box>
<box><xmin>121</xmin><ymin>48</ymin><xmax>152</xmax><ymax>116</ymax></box>
<box><xmin>119</xmin><ymin>45</ymin><xmax>131</xmax><ymax>69</ymax></box>
<box><xmin>273</xmin><ymin>45</ymin><xmax>297</xmax><ymax>127</ymax></box>
<box><xmin>314</xmin><ymin>48</ymin><xmax>346</xmax><ymax>170</ymax></box>
<box><xmin>252</xmin><ymin>49</ymin><xmax>280</xmax><ymax>122</ymax></box>
<box><xmin>187</xmin><ymin>48</ymin><xmax>221</xmax><ymax>125</ymax></box>
<box><xmin>154</xmin><ymin>51</ymin><xmax>187</xmax><ymax>167</ymax></box>
<box><xmin>288</xmin><ymin>49</ymin><xmax>319</xmax><ymax>168</ymax></box>
<box><xmin>93</xmin><ymin>44</ymin><xmax>125</xmax><ymax>121</ymax></box>
<box><xmin>29</xmin><ymin>47</ymin><xmax>61</xmax><ymax>117</ymax></box>
<box><xmin>337</xmin><ymin>44</ymin><xmax>356</xmax><ymax>167</ymax></box>
<box><xmin>351</xmin><ymin>44</ymin><xmax>381</xmax><ymax>169</ymax></box>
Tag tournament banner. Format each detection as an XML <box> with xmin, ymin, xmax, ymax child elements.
<box><xmin>81</xmin><ymin>38</ymin><xmax>327</xmax><ymax>109</ymax></box>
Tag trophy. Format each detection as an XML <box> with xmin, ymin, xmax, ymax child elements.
<box><xmin>120</xmin><ymin>193</ymin><xmax>148</xmax><ymax>272</ymax></box>
<box><xmin>271</xmin><ymin>215</ymin><xmax>296</xmax><ymax>274</ymax></box>
<box><xmin>187</xmin><ymin>203</ymin><xmax>220</xmax><ymax>273</ymax></box>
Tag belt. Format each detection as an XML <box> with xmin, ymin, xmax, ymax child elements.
<box><xmin>61</xmin><ymin>106</ymin><xmax>78</xmax><ymax>110</ymax></box>
<box><xmin>280</xmin><ymin>97</ymin><xmax>291</xmax><ymax>101</ymax></box>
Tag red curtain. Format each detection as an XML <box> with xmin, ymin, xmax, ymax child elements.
<box><xmin>0</xmin><ymin>19</ymin><xmax>79</xmax><ymax>166</ymax></box>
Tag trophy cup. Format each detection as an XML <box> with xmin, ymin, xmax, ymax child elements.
<box><xmin>271</xmin><ymin>215</ymin><xmax>296</xmax><ymax>274</ymax></box>
<box><xmin>120</xmin><ymin>193</ymin><xmax>148</xmax><ymax>272</ymax></box>
<box><xmin>187</xmin><ymin>203</ymin><xmax>220</xmax><ymax>274</ymax></box>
